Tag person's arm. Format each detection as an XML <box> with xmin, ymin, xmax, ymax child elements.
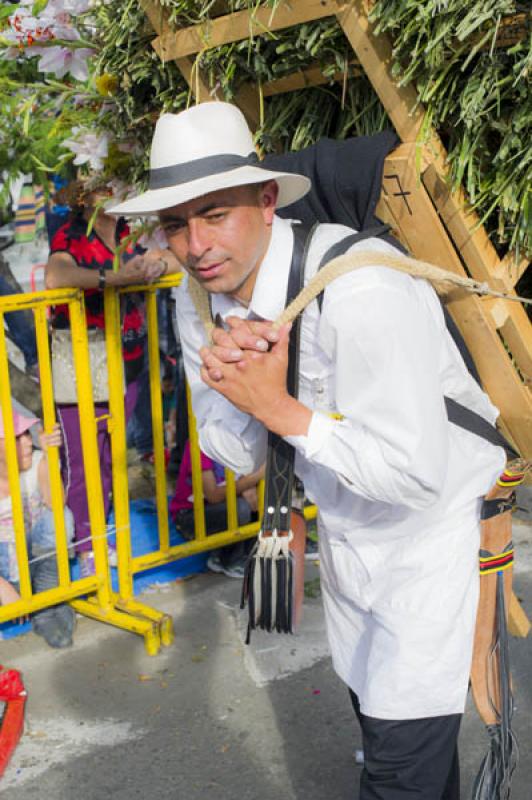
<box><xmin>175</xmin><ymin>278</ymin><xmax>268</xmax><ymax>474</ymax></box>
<box><xmin>235</xmin><ymin>464</ymin><xmax>264</xmax><ymax>494</ymax></box>
<box><xmin>37</xmin><ymin>424</ymin><xmax>64</xmax><ymax>507</ymax></box>
<box><xmin>0</xmin><ymin>575</ymin><xmax>21</xmax><ymax>606</ymax></box>
<box><xmin>135</xmin><ymin>248</ymin><xmax>181</xmax><ymax>281</ymax></box>
<box><xmin>45</xmin><ymin>250</ymin><xmax>159</xmax><ymax>290</ymax></box>
<box><xmin>201</xmin><ymin>468</ymin><xmax>227</xmax><ymax>505</ymax></box>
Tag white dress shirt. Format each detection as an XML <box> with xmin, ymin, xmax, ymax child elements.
<box><xmin>174</xmin><ymin>214</ymin><xmax>505</xmax><ymax>719</ymax></box>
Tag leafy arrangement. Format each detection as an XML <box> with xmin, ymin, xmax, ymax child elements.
<box><xmin>0</xmin><ymin>0</ymin><xmax>530</xmax><ymax>266</ymax></box>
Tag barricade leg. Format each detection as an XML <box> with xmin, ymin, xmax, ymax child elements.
<box><xmin>70</xmin><ymin>597</ymin><xmax>162</xmax><ymax>656</ymax></box>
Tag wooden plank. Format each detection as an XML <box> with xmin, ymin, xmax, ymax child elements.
<box><xmin>446</xmin><ymin>293</ymin><xmax>532</xmax><ymax>456</ymax></box>
<box><xmin>234</xmin><ymin>82</ymin><xmax>262</xmax><ymax>131</ymax></box>
<box><xmin>495</xmin><ymin>252</ymin><xmax>530</xmax><ymax>289</ymax></box>
<box><xmin>508</xmin><ymin>592</ymin><xmax>531</xmax><ymax>638</ymax></box>
<box><xmin>482</xmin><ymin>298</ymin><xmax>510</xmax><ymax>330</ymax></box>
<box><xmin>261</xmin><ymin>61</ymin><xmax>361</xmax><ymax>97</ymax></box>
<box><xmin>338</xmin><ymin>2</ymin><xmax>528</xmax><ymax>318</ymax></box>
<box><xmin>375</xmin><ymin>144</ymin><xmax>532</xmax><ymax>456</ymax></box>
<box><xmin>139</xmin><ymin>0</ymin><xmax>170</xmax><ymax>35</ymax></box>
<box><xmin>140</xmin><ymin>0</ymin><xmax>214</xmax><ymax>103</ymax></box>
<box><xmin>422</xmin><ymin>164</ymin><xmax>512</xmax><ymax>292</ymax></box>
<box><xmin>498</xmin><ymin>305</ymin><xmax>532</xmax><ymax>388</ymax></box>
<box><xmin>336</xmin><ymin>3</ymin><xmax>434</xmax><ymax>148</ymax></box>
<box><xmin>175</xmin><ymin>56</ymin><xmax>213</xmax><ymax>103</ymax></box>
<box><xmin>379</xmin><ymin>144</ymin><xmax>466</xmax><ymax>271</ymax></box>
<box><xmin>152</xmin><ymin>0</ymin><xmax>347</xmax><ymax>62</ymax></box>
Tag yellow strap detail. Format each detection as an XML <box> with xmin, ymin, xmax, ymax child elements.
<box><xmin>479</xmin><ymin>549</ymin><xmax>514</xmax><ymax>565</ymax></box>
<box><xmin>496</xmin><ymin>473</ymin><xmax>526</xmax><ymax>488</ymax></box>
<box><xmin>479</xmin><ymin>561</ymin><xmax>514</xmax><ymax>576</ymax></box>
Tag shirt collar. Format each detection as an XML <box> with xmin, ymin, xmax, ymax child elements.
<box><xmin>211</xmin><ymin>215</ymin><xmax>295</xmax><ymax>322</ymax></box>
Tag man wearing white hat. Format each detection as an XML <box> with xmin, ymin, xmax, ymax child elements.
<box><xmin>111</xmin><ymin>101</ymin><xmax>504</xmax><ymax>799</ymax></box>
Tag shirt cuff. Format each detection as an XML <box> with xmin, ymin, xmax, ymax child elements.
<box><xmin>284</xmin><ymin>411</ymin><xmax>336</xmax><ymax>459</ymax></box>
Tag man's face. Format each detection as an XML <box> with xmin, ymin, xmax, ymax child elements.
<box><xmin>159</xmin><ymin>182</ymin><xmax>278</xmax><ymax>302</ymax></box>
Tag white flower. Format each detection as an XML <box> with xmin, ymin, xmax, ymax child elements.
<box><xmin>101</xmin><ymin>179</ymin><xmax>134</xmax><ymax>210</ymax></box>
<box><xmin>138</xmin><ymin>226</ymin><xmax>169</xmax><ymax>250</ymax></box>
<box><xmin>63</xmin><ymin>128</ymin><xmax>110</xmax><ymax>171</ymax></box>
<box><xmin>37</xmin><ymin>46</ymin><xmax>94</xmax><ymax>80</ymax></box>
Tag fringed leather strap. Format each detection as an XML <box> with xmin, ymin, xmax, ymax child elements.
<box><xmin>241</xmin><ymin>224</ymin><xmax>317</xmax><ymax>639</ymax></box>
<box><xmin>470</xmin><ymin>458</ymin><xmax>530</xmax><ymax>798</ymax></box>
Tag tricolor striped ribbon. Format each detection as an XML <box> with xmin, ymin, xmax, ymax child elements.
<box><xmin>479</xmin><ymin>548</ymin><xmax>514</xmax><ymax>576</ymax></box>
<box><xmin>497</xmin><ymin>471</ymin><xmax>526</xmax><ymax>488</ymax></box>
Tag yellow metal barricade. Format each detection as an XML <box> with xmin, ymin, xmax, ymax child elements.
<box><xmin>109</xmin><ymin>277</ymin><xmax>264</xmax><ymax>647</ymax></box>
<box><xmin>0</xmin><ymin>287</ymin><xmax>160</xmax><ymax>653</ymax></box>
<box><xmin>0</xmin><ymin>276</ymin><xmax>313</xmax><ymax>655</ymax></box>
<box><xmin>0</xmin><ymin>289</ymin><xmax>110</xmax><ymax>623</ymax></box>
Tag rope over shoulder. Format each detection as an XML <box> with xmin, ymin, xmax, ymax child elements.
<box><xmin>272</xmin><ymin>250</ymin><xmax>531</xmax><ymax>330</ymax></box>
<box><xmin>187</xmin><ymin>249</ymin><xmax>531</xmax><ymax>338</ymax></box>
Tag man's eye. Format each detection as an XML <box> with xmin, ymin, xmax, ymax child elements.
<box><xmin>162</xmin><ymin>223</ymin><xmax>183</xmax><ymax>234</ymax></box>
<box><xmin>205</xmin><ymin>212</ymin><xmax>225</xmax><ymax>222</ymax></box>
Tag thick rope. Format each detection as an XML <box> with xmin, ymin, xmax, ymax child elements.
<box><xmin>187</xmin><ymin>249</ymin><xmax>531</xmax><ymax>337</ymax></box>
<box><xmin>187</xmin><ymin>275</ymin><xmax>214</xmax><ymax>337</ymax></box>
<box><xmin>273</xmin><ymin>250</ymin><xmax>531</xmax><ymax>330</ymax></box>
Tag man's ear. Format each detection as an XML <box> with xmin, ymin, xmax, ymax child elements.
<box><xmin>259</xmin><ymin>180</ymin><xmax>279</xmax><ymax>224</ymax></box>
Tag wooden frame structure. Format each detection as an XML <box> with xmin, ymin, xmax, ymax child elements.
<box><xmin>140</xmin><ymin>0</ymin><xmax>531</xmax><ymax>635</ymax></box>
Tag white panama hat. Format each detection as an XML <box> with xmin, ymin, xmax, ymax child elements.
<box><xmin>109</xmin><ymin>102</ymin><xmax>311</xmax><ymax>216</ymax></box>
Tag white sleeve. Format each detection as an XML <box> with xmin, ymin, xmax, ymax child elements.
<box><xmin>173</xmin><ymin>280</ymin><xmax>267</xmax><ymax>474</ymax></box>
<box><xmin>285</xmin><ymin>276</ymin><xmax>449</xmax><ymax>509</ymax></box>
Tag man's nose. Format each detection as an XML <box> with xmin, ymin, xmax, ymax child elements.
<box><xmin>187</xmin><ymin>219</ymin><xmax>211</xmax><ymax>259</ymax></box>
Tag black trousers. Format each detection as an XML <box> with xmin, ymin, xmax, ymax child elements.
<box><xmin>350</xmin><ymin>690</ymin><xmax>461</xmax><ymax>800</ymax></box>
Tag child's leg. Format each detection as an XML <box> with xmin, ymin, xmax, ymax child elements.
<box><xmin>30</xmin><ymin>509</ymin><xmax>75</xmax><ymax>648</ymax></box>
<box><xmin>57</xmin><ymin>403</ymin><xmax>112</xmax><ymax>553</ymax></box>
<box><xmin>30</xmin><ymin>507</ymin><xmax>74</xmax><ymax>557</ymax></box>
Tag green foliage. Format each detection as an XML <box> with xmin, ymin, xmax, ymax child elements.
<box><xmin>1</xmin><ymin>0</ymin><xmax>528</xmax><ymax>260</ymax></box>
<box><xmin>370</xmin><ymin>0</ymin><xmax>531</xmax><ymax>257</ymax></box>
<box><xmin>93</xmin><ymin>0</ymin><xmax>189</xmax><ymax>188</ymax></box>
<box><xmin>0</xmin><ymin>59</ymin><xmax>85</xmax><ymax>207</ymax></box>
<box><xmin>94</xmin><ymin>0</ymin><xmax>531</xmax><ymax>258</ymax></box>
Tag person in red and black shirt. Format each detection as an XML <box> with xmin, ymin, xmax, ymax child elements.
<box><xmin>46</xmin><ymin>181</ymin><xmax>179</xmax><ymax>576</ymax></box>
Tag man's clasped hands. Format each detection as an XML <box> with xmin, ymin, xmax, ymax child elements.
<box><xmin>199</xmin><ymin>317</ymin><xmax>293</xmax><ymax>427</ymax></box>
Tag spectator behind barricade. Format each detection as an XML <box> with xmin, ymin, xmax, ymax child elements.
<box><xmin>162</xmin><ymin>365</ymin><xmax>177</xmax><ymax>452</ymax></box>
<box><xmin>0</xmin><ymin>251</ymin><xmax>39</xmax><ymax>382</ymax></box>
<box><xmin>45</xmin><ymin>175</ymin><xmax>180</xmax><ymax>578</ymax></box>
<box><xmin>128</xmin><ymin>290</ymin><xmax>180</xmax><ymax>466</ymax></box>
<box><xmin>170</xmin><ymin>440</ymin><xmax>264</xmax><ymax>578</ymax></box>
<box><xmin>0</xmin><ymin>407</ymin><xmax>75</xmax><ymax>648</ymax></box>
<box><xmin>45</xmin><ymin>175</ymin><xmax>70</xmax><ymax>244</ymax></box>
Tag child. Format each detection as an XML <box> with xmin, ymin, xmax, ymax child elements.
<box><xmin>170</xmin><ymin>440</ymin><xmax>263</xmax><ymax>578</ymax></box>
<box><xmin>0</xmin><ymin>407</ymin><xmax>75</xmax><ymax>648</ymax></box>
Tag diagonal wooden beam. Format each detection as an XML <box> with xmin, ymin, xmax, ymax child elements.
<box><xmin>152</xmin><ymin>0</ymin><xmax>347</xmax><ymax>62</ymax></box>
<box><xmin>261</xmin><ymin>61</ymin><xmax>361</xmax><ymax>97</ymax></box>
<box><xmin>376</xmin><ymin>143</ymin><xmax>532</xmax><ymax>457</ymax></box>
<box><xmin>338</xmin><ymin>2</ymin><xmax>532</xmax><ymax>417</ymax></box>
<box><xmin>496</xmin><ymin>253</ymin><xmax>530</xmax><ymax>289</ymax></box>
<box><xmin>175</xmin><ymin>56</ymin><xmax>214</xmax><ymax>103</ymax></box>
<box><xmin>140</xmin><ymin>1</ymin><xmax>214</xmax><ymax>103</ymax></box>
<box><xmin>337</xmin><ymin>2</ymin><xmax>432</xmax><ymax>148</ymax></box>
<box><xmin>338</xmin><ymin>3</ymin><xmax>529</xmax><ymax>296</ymax></box>
<box><xmin>139</xmin><ymin>0</ymin><xmax>169</xmax><ymax>35</ymax></box>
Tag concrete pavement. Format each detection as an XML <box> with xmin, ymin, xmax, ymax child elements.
<box><xmin>0</xmin><ymin>517</ymin><xmax>531</xmax><ymax>799</ymax></box>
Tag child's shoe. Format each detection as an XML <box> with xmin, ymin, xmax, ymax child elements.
<box><xmin>31</xmin><ymin>556</ymin><xmax>75</xmax><ymax>648</ymax></box>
